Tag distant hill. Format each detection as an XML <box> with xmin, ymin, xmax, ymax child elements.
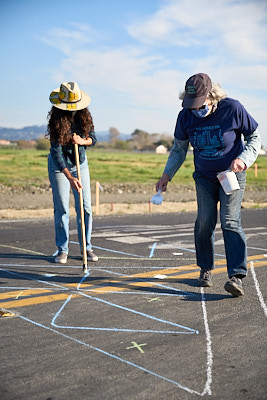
<box><xmin>0</xmin><ymin>125</ymin><xmax>131</xmax><ymax>142</ymax></box>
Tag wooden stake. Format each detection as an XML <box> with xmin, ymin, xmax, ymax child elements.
<box><xmin>95</xmin><ymin>181</ymin><xmax>100</xmax><ymax>215</ymax></box>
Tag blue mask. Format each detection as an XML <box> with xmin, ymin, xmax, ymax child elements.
<box><xmin>191</xmin><ymin>104</ymin><xmax>209</xmax><ymax>118</ymax></box>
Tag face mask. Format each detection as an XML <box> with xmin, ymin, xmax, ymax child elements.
<box><xmin>191</xmin><ymin>104</ymin><xmax>209</xmax><ymax>118</ymax></box>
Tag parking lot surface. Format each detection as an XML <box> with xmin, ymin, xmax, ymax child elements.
<box><xmin>0</xmin><ymin>209</ymin><xmax>266</xmax><ymax>399</ymax></box>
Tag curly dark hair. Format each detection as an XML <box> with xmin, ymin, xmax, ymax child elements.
<box><xmin>46</xmin><ymin>107</ymin><xmax>95</xmax><ymax>145</ymax></box>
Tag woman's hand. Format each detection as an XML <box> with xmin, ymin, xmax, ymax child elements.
<box><xmin>156</xmin><ymin>173</ymin><xmax>170</xmax><ymax>192</ymax></box>
<box><xmin>72</xmin><ymin>134</ymin><xmax>92</xmax><ymax>146</ymax></box>
<box><xmin>62</xmin><ymin>168</ymin><xmax>83</xmax><ymax>193</ymax></box>
<box><xmin>230</xmin><ymin>158</ymin><xmax>247</xmax><ymax>172</ymax></box>
<box><xmin>69</xmin><ymin>176</ymin><xmax>83</xmax><ymax>193</ymax></box>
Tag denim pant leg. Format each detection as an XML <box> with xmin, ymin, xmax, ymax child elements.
<box><xmin>48</xmin><ymin>155</ymin><xmax>70</xmax><ymax>254</ymax></box>
<box><xmin>70</xmin><ymin>156</ymin><xmax>93</xmax><ymax>252</ymax></box>
<box><xmin>193</xmin><ymin>172</ymin><xmax>219</xmax><ymax>271</ymax></box>
<box><xmin>220</xmin><ymin>171</ymin><xmax>247</xmax><ymax>278</ymax></box>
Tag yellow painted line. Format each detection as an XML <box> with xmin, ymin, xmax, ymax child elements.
<box><xmin>75</xmin><ymin>254</ymin><xmax>267</xmax><ymax>294</ymax></box>
<box><xmin>0</xmin><ymin>293</ymin><xmax>79</xmax><ymax>310</ymax></box>
<box><xmin>0</xmin><ymin>289</ymin><xmax>52</xmax><ymax>300</ymax></box>
<box><xmin>0</xmin><ymin>254</ymin><xmax>265</xmax><ymax>308</ymax></box>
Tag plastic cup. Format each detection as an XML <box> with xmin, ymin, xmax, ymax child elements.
<box><xmin>151</xmin><ymin>190</ymin><xmax>163</xmax><ymax>205</ymax></box>
<box><xmin>217</xmin><ymin>169</ymin><xmax>240</xmax><ymax>195</ymax></box>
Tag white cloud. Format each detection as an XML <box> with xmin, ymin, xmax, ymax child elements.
<box><xmin>38</xmin><ymin>2</ymin><xmax>267</xmax><ymax>144</ymax></box>
<box><xmin>127</xmin><ymin>0</ymin><xmax>267</xmax><ymax>63</ymax></box>
<box><xmin>39</xmin><ymin>23</ymin><xmax>100</xmax><ymax>55</ymax></box>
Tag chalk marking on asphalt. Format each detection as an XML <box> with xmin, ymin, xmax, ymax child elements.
<box><xmin>200</xmin><ymin>287</ymin><xmax>213</xmax><ymax>396</ymax></box>
<box><xmin>1</xmin><ymin>255</ymin><xmax>266</xmax><ymax>309</ymax></box>
<box><xmin>10</xmin><ymin>312</ymin><xmax>203</xmax><ymax>396</ymax></box>
<box><xmin>70</xmin><ymin>242</ymin><xmax>144</xmax><ymax>258</ymax></box>
<box><xmin>149</xmin><ymin>242</ymin><xmax>157</xmax><ymax>258</ymax></box>
<box><xmin>250</xmin><ymin>261</ymin><xmax>267</xmax><ymax>319</ymax></box>
<box><xmin>14</xmin><ymin>291</ymin><xmax>24</xmax><ymax>299</ymax></box>
<box><xmin>247</xmin><ymin>246</ymin><xmax>267</xmax><ymax>251</ymax></box>
<box><xmin>52</xmin><ymin>291</ymin><xmax>199</xmax><ymax>334</ymax></box>
<box><xmin>97</xmin><ymin>268</ymin><xmax>194</xmax><ymax>297</ymax></box>
<box><xmin>0</xmin><ymin>262</ymin><xmax>197</xmax><ymax>268</ymax></box>
<box><xmin>158</xmin><ymin>242</ymin><xmax>225</xmax><ymax>257</ymax></box>
<box><xmin>126</xmin><ymin>341</ymin><xmax>146</xmax><ymax>354</ymax></box>
<box><xmin>154</xmin><ymin>274</ymin><xmax>168</xmax><ymax>279</ymax></box>
<box><xmin>147</xmin><ymin>297</ymin><xmax>162</xmax><ymax>302</ymax></box>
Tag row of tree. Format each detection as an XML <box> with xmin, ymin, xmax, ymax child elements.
<box><xmin>6</xmin><ymin>128</ymin><xmax>174</xmax><ymax>152</ymax></box>
<box><xmin>107</xmin><ymin>127</ymin><xmax>174</xmax><ymax>151</ymax></box>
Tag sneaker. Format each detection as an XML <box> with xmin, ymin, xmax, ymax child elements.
<box><xmin>198</xmin><ymin>269</ymin><xmax>213</xmax><ymax>287</ymax></box>
<box><xmin>55</xmin><ymin>252</ymin><xmax>68</xmax><ymax>264</ymax></box>
<box><xmin>86</xmin><ymin>250</ymin><xmax>98</xmax><ymax>262</ymax></box>
<box><xmin>224</xmin><ymin>276</ymin><xmax>244</xmax><ymax>297</ymax></box>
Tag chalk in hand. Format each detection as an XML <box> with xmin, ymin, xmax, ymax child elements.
<box><xmin>151</xmin><ymin>190</ymin><xmax>163</xmax><ymax>205</ymax></box>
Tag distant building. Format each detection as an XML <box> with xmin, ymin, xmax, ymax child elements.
<box><xmin>0</xmin><ymin>139</ymin><xmax>11</xmax><ymax>146</ymax></box>
<box><xmin>156</xmin><ymin>145</ymin><xmax>167</xmax><ymax>154</ymax></box>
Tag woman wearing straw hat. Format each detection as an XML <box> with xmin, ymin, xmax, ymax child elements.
<box><xmin>47</xmin><ymin>81</ymin><xmax>98</xmax><ymax>264</ymax></box>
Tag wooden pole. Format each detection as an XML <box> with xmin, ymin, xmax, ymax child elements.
<box><xmin>255</xmin><ymin>163</ymin><xmax>258</xmax><ymax>178</ymax></box>
<box><xmin>74</xmin><ymin>142</ymin><xmax>87</xmax><ymax>273</ymax></box>
<box><xmin>95</xmin><ymin>181</ymin><xmax>100</xmax><ymax>215</ymax></box>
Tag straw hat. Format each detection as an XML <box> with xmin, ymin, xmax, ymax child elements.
<box><xmin>49</xmin><ymin>81</ymin><xmax>91</xmax><ymax>111</ymax></box>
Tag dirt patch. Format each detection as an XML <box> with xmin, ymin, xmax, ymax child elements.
<box><xmin>0</xmin><ymin>183</ymin><xmax>266</xmax><ymax>219</ymax></box>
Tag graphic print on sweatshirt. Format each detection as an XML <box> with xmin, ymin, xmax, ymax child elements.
<box><xmin>192</xmin><ymin>125</ymin><xmax>228</xmax><ymax>159</ymax></box>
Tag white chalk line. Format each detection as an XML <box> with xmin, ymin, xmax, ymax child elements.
<box><xmin>0</xmin><ymin>267</ymin><xmax>212</xmax><ymax>395</ymax></box>
<box><xmin>250</xmin><ymin>261</ymin><xmax>267</xmax><ymax>319</ymax></box>
<box><xmin>6</xmin><ymin>272</ymin><xmax>211</xmax><ymax>396</ymax></box>
<box><xmin>0</xmin><ymin>266</ymin><xmax>198</xmax><ymax>333</ymax></box>
<box><xmin>6</xmin><ymin>312</ymin><xmax>202</xmax><ymax>396</ymax></box>
<box><xmin>0</xmin><ymin>236</ymin><xmax>215</xmax><ymax>395</ymax></box>
<box><xmin>200</xmin><ymin>288</ymin><xmax>213</xmax><ymax>396</ymax></box>
<box><xmin>51</xmin><ymin>294</ymin><xmax>196</xmax><ymax>335</ymax></box>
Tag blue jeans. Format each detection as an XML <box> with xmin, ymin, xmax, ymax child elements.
<box><xmin>48</xmin><ymin>154</ymin><xmax>93</xmax><ymax>254</ymax></box>
<box><xmin>193</xmin><ymin>171</ymin><xmax>247</xmax><ymax>278</ymax></box>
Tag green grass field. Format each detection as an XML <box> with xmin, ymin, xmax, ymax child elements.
<box><xmin>0</xmin><ymin>148</ymin><xmax>266</xmax><ymax>189</ymax></box>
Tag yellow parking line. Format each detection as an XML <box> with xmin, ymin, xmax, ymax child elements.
<box><xmin>0</xmin><ymin>289</ymin><xmax>52</xmax><ymax>300</ymax></box>
<box><xmin>0</xmin><ymin>292</ymin><xmax>79</xmax><ymax>310</ymax></box>
<box><xmin>0</xmin><ymin>255</ymin><xmax>265</xmax><ymax>308</ymax></box>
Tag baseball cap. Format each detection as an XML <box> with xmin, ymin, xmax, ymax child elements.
<box><xmin>182</xmin><ymin>73</ymin><xmax>212</xmax><ymax>109</ymax></box>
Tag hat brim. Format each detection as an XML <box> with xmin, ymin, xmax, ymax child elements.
<box><xmin>182</xmin><ymin>94</ymin><xmax>207</xmax><ymax>109</ymax></box>
<box><xmin>49</xmin><ymin>87</ymin><xmax>91</xmax><ymax>111</ymax></box>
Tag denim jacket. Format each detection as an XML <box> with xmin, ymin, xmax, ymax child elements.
<box><xmin>49</xmin><ymin>120</ymin><xmax>97</xmax><ymax>172</ymax></box>
<box><xmin>164</xmin><ymin>129</ymin><xmax>261</xmax><ymax>180</ymax></box>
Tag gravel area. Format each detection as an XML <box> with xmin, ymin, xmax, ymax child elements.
<box><xmin>0</xmin><ymin>183</ymin><xmax>266</xmax><ymax>219</ymax></box>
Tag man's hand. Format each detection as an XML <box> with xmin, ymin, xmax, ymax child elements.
<box><xmin>230</xmin><ymin>158</ymin><xmax>246</xmax><ymax>172</ymax></box>
<box><xmin>156</xmin><ymin>173</ymin><xmax>170</xmax><ymax>192</ymax></box>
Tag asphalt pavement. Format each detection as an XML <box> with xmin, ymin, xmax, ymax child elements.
<box><xmin>0</xmin><ymin>208</ymin><xmax>266</xmax><ymax>400</ymax></box>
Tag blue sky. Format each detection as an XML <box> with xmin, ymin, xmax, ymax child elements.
<box><xmin>1</xmin><ymin>0</ymin><xmax>267</xmax><ymax>146</ymax></box>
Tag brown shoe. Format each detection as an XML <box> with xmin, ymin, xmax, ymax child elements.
<box><xmin>198</xmin><ymin>269</ymin><xmax>213</xmax><ymax>287</ymax></box>
<box><xmin>87</xmin><ymin>250</ymin><xmax>98</xmax><ymax>262</ymax></box>
<box><xmin>224</xmin><ymin>276</ymin><xmax>244</xmax><ymax>297</ymax></box>
<box><xmin>55</xmin><ymin>252</ymin><xmax>68</xmax><ymax>264</ymax></box>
